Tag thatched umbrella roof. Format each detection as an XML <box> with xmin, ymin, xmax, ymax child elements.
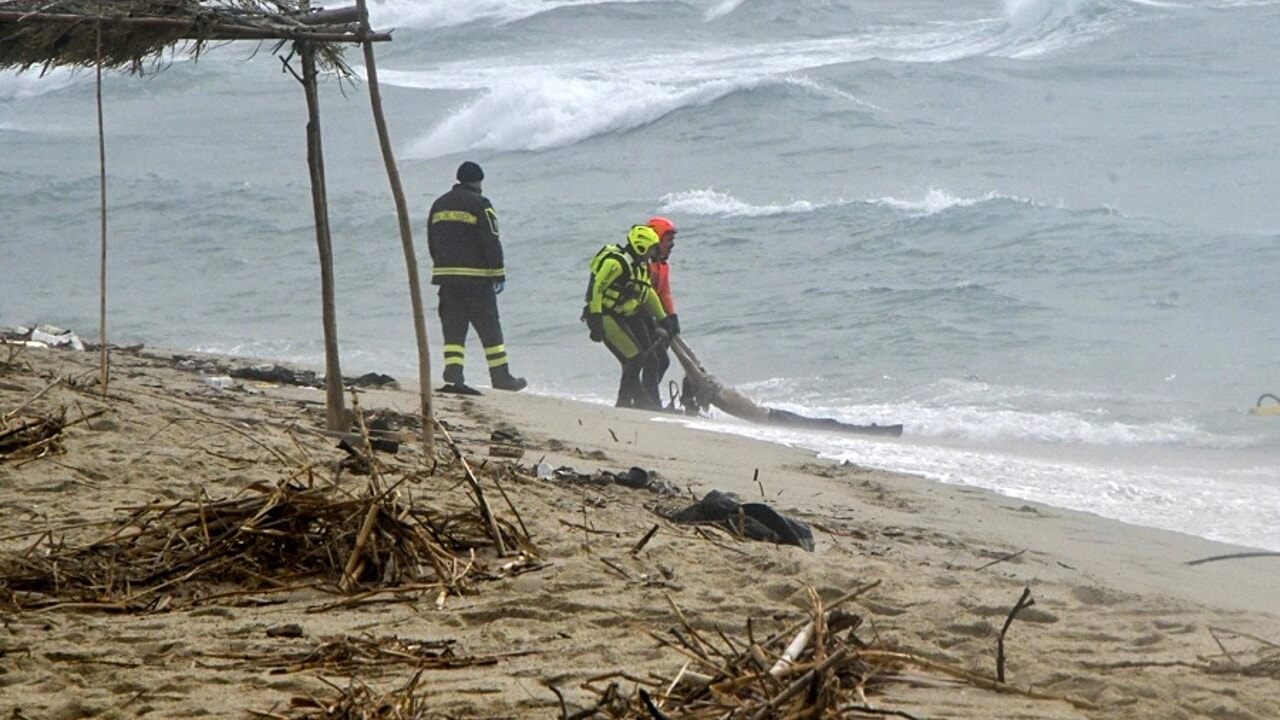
<box><xmin>0</xmin><ymin>0</ymin><xmax>390</xmax><ymax>74</ymax></box>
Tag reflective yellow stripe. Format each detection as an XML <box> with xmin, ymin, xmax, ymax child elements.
<box><xmin>431</xmin><ymin>210</ymin><xmax>477</xmax><ymax>224</ymax></box>
<box><xmin>484</xmin><ymin>344</ymin><xmax>509</xmax><ymax>367</ymax></box>
<box><xmin>433</xmin><ymin>267</ymin><xmax>505</xmax><ymax>278</ymax></box>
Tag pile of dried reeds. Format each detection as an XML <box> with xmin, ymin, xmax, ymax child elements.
<box><xmin>0</xmin><ymin>474</ymin><xmax>538</xmax><ymax>612</ymax></box>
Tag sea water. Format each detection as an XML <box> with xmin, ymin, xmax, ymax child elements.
<box><xmin>2</xmin><ymin>0</ymin><xmax>1278</xmax><ymax>551</ymax></box>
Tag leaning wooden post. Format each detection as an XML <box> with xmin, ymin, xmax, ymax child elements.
<box><xmin>299</xmin><ymin>40</ymin><xmax>347</xmax><ymax>432</ymax></box>
<box><xmin>354</xmin><ymin>1</ymin><xmax>435</xmax><ymax>454</ymax></box>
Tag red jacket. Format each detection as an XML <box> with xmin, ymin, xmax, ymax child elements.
<box><xmin>649</xmin><ymin>258</ymin><xmax>676</xmax><ymax>314</ymax></box>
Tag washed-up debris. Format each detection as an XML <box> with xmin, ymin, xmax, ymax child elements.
<box><xmin>274</xmin><ymin>583</ymin><xmax>1096</xmax><ymax>719</ymax></box>
<box><xmin>488</xmin><ymin>424</ymin><xmax>525</xmax><ymax>458</ymax></box>
<box><xmin>0</xmin><ymin>475</ymin><xmax>539</xmax><ymax>612</ymax></box>
<box><xmin>1</xmin><ymin>380</ymin><xmax>106</xmax><ymax>463</ymax></box>
<box><xmin>1</xmin><ymin>324</ymin><xmax>85</xmax><ymax>350</ymax></box>
<box><xmin>537</xmin><ymin>464</ymin><xmax>681</xmax><ymax>496</ymax></box>
<box><xmin>663</xmin><ymin>489</ymin><xmax>816</xmax><ymax>551</ymax></box>
<box><xmin>210</xmin><ymin>634</ymin><xmax>496</xmax><ymax>674</ymax></box>
<box><xmin>0</xmin><ymin>408</ymin><xmax>67</xmax><ymax>461</ymax></box>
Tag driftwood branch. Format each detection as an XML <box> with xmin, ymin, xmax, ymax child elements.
<box><xmin>434</xmin><ymin>419</ymin><xmax>508</xmax><ymax>556</ymax></box>
<box><xmin>1186</xmin><ymin>551</ymin><xmax>1280</xmax><ymax>566</ymax></box>
<box><xmin>997</xmin><ymin>587</ymin><xmax>1035</xmax><ymax>683</ymax></box>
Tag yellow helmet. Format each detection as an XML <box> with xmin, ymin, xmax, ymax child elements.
<box><xmin>627</xmin><ymin>224</ymin><xmax>661</xmax><ymax>256</ymax></box>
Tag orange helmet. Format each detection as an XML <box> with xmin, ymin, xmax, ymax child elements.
<box><xmin>648</xmin><ymin>216</ymin><xmax>676</xmax><ymax>239</ymax></box>
<box><xmin>648</xmin><ymin>216</ymin><xmax>676</xmax><ymax>259</ymax></box>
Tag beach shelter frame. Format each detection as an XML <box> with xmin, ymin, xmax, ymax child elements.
<box><xmin>0</xmin><ymin>0</ymin><xmax>436</xmax><ymax>450</ymax></box>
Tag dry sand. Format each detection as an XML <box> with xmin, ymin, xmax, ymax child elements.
<box><xmin>1</xmin><ymin>343</ymin><xmax>1277</xmax><ymax>719</ymax></box>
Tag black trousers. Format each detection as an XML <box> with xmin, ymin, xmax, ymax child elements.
<box><xmin>603</xmin><ymin>313</ymin><xmax>665</xmax><ymax>409</ymax></box>
<box><xmin>438</xmin><ymin>280</ymin><xmax>509</xmax><ymax>381</ymax></box>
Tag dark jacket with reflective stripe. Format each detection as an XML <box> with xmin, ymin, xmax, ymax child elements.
<box><xmin>428</xmin><ymin>183</ymin><xmax>505</xmax><ymax>284</ymax></box>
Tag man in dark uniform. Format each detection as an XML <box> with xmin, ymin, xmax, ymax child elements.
<box><xmin>427</xmin><ymin>161</ymin><xmax>526</xmax><ymax>393</ymax></box>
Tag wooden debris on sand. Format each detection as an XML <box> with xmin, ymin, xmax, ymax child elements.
<box><xmin>0</xmin><ymin>377</ymin><xmax>105</xmax><ymax>462</ymax></box>
<box><xmin>0</xmin><ymin>473</ymin><xmax>539</xmax><ymax>612</ymax></box>
<box><xmin>562</xmin><ymin>582</ymin><xmax>1095</xmax><ymax>719</ymax></box>
<box><xmin>209</xmin><ymin>634</ymin><xmax>507</xmax><ymax>675</ymax></box>
<box><xmin>0</xmin><ymin>373</ymin><xmax>542</xmax><ymax>612</ymax></box>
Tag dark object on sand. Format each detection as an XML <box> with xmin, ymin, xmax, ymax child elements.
<box><xmin>668</xmin><ymin>490</ymin><xmax>814</xmax><ymax>551</ymax></box>
<box><xmin>231</xmin><ymin>364</ymin><xmax>320</xmax><ymax>387</ymax></box>
<box><xmin>349</xmin><ymin>372</ymin><xmax>399</xmax><ymax>389</ymax></box>
<box><xmin>669</xmin><ymin>336</ymin><xmax>903</xmax><ymax>438</ymax></box>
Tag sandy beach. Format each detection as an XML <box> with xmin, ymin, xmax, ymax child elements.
<box><xmin>1</xmin><ymin>342</ymin><xmax>1277</xmax><ymax>719</ymax></box>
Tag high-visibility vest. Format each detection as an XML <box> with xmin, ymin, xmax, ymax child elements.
<box><xmin>585</xmin><ymin>244</ymin><xmax>653</xmax><ymax>316</ymax></box>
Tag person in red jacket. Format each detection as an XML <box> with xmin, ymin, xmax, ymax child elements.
<box><xmin>646</xmin><ymin>216</ymin><xmax>680</xmax><ymax>403</ymax></box>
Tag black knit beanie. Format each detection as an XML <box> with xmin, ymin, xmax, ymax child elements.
<box><xmin>456</xmin><ymin>161</ymin><xmax>484</xmax><ymax>183</ymax></box>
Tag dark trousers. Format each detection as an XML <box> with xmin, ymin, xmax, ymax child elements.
<box><xmin>438</xmin><ymin>280</ymin><xmax>509</xmax><ymax>382</ymax></box>
<box><xmin>603</xmin><ymin>313</ymin><xmax>664</xmax><ymax>409</ymax></box>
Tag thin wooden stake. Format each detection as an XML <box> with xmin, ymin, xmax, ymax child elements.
<box><xmin>95</xmin><ymin>0</ymin><xmax>109</xmax><ymax>396</ymax></box>
<box><xmin>354</xmin><ymin>0</ymin><xmax>434</xmax><ymax>454</ymax></box>
<box><xmin>996</xmin><ymin>587</ymin><xmax>1034</xmax><ymax>683</ymax></box>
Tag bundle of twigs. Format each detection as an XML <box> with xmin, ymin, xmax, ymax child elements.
<box><xmin>254</xmin><ymin>671</ymin><xmax>448</xmax><ymax>720</ymax></box>
<box><xmin>1</xmin><ymin>375</ymin><xmax>107</xmax><ymax>462</ymax></box>
<box><xmin>577</xmin><ymin>584</ymin><xmax>896</xmax><ymax>720</ymax></box>
<box><xmin>570</xmin><ymin>582</ymin><xmax>1094</xmax><ymax>719</ymax></box>
<box><xmin>0</xmin><ymin>407</ymin><xmax>65</xmax><ymax>460</ymax></box>
<box><xmin>0</xmin><ymin>476</ymin><xmax>534</xmax><ymax>612</ymax></box>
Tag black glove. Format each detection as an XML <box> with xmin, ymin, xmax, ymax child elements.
<box><xmin>660</xmin><ymin>313</ymin><xmax>680</xmax><ymax>337</ymax></box>
<box><xmin>586</xmin><ymin>313</ymin><xmax>606</xmax><ymax>343</ymax></box>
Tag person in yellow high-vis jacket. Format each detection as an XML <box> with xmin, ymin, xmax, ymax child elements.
<box><xmin>582</xmin><ymin>224</ymin><xmax>679</xmax><ymax>409</ymax></box>
<box><xmin>428</xmin><ymin>161</ymin><xmax>526</xmax><ymax>393</ymax></box>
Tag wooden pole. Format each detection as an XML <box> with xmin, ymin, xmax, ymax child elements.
<box><xmin>95</xmin><ymin>1</ymin><xmax>108</xmax><ymax>396</ymax></box>
<box><xmin>300</xmin><ymin>42</ymin><xmax>347</xmax><ymax>432</ymax></box>
<box><xmin>354</xmin><ymin>1</ymin><xmax>434</xmax><ymax>454</ymax></box>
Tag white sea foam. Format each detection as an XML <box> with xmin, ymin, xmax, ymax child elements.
<box><xmin>704</xmin><ymin>0</ymin><xmax>747</xmax><ymax>21</ymax></box>
<box><xmin>659</xmin><ymin>188</ymin><xmax>833</xmax><ymax>217</ymax></box>
<box><xmin>655</xmin><ymin>411</ymin><xmax>1280</xmax><ymax>552</ymax></box>
<box><xmin>403</xmin><ymin>73</ymin><xmax>767</xmax><ymax>157</ymax></box>
<box><xmin>0</xmin><ymin>67</ymin><xmax>80</xmax><ymax>100</ymax></box>
<box><xmin>365</xmin><ymin>0</ymin><xmax>652</xmax><ymax>29</ymax></box>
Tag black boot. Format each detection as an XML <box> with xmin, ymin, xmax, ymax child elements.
<box><xmin>443</xmin><ymin>364</ymin><xmax>465</xmax><ymax>386</ymax></box>
<box><xmin>490</xmin><ymin>366</ymin><xmax>527</xmax><ymax>392</ymax></box>
<box><xmin>615</xmin><ymin>361</ymin><xmax>644</xmax><ymax>408</ymax></box>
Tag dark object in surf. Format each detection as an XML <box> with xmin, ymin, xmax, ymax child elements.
<box><xmin>669</xmin><ymin>336</ymin><xmax>903</xmax><ymax>438</ymax></box>
<box><xmin>766</xmin><ymin>407</ymin><xmax>903</xmax><ymax>437</ymax></box>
